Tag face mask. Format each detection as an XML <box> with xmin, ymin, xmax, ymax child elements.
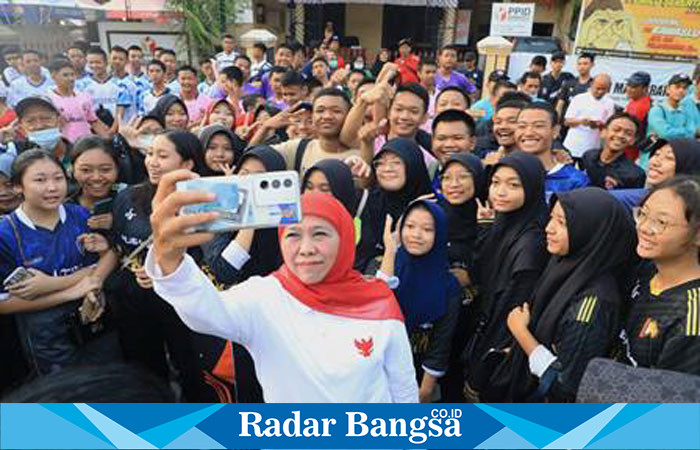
<box><xmin>353</xmin><ymin>61</ymin><xmax>365</xmax><ymax>70</ymax></box>
<box><xmin>28</xmin><ymin>127</ymin><xmax>61</xmax><ymax>150</ymax></box>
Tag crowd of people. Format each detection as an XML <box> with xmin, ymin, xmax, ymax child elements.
<box><xmin>0</xmin><ymin>29</ymin><xmax>699</xmax><ymax>404</ymax></box>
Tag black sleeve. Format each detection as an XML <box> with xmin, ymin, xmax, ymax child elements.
<box><xmin>497</xmin><ymin>269</ymin><xmax>541</xmax><ymax>323</ymax></box>
<box><xmin>580</xmin><ymin>151</ymin><xmax>605</xmax><ymax>188</ymax></box>
<box><xmin>655</xmin><ymin>325</ymin><xmax>700</xmax><ymax>377</ymax></box>
<box><xmin>542</xmin><ymin>291</ymin><xmax>620</xmax><ymax>402</ymax></box>
<box><xmin>422</xmin><ymin>293</ymin><xmax>463</xmax><ymax>375</ymax></box>
<box><xmin>200</xmin><ymin>233</ymin><xmax>246</xmax><ymax>287</ymax></box>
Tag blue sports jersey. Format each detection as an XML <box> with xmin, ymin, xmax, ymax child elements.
<box><xmin>0</xmin><ymin>203</ymin><xmax>97</xmax><ymax>299</ymax></box>
<box><xmin>113</xmin><ymin>74</ymin><xmax>139</xmax><ymax>121</ymax></box>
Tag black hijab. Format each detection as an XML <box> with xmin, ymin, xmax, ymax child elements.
<box><xmin>199</xmin><ymin>124</ymin><xmax>246</xmax><ymax>176</ymax></box>
<box><xmin>653</xmin><ymin>139</ymin><xmax>700</xmax><ymax>176</ymax></box>
<box><xmin>438</xmin><ymin>153</ymin><xmax>486</xmax><ymax>266</ymax></box>
<box><xmin>302</xmin><ymin>159</ymin><xmax>358</xmax><ymax>216</ymax></box>
<box><xmin>150</xmin><ymin>95</ymin><xmax>188</xmax><ymax>128</ymax></box>
<box><xmin>370</xmin><ymin>137</ymin><xmax>432</xmax><ymax>222</ymax></box>
<box><xmin>227</xmin><ymin>145</ymin><xmax>286</xmax><ymax>280</ymax></box>
<box><xmin>476</xmin><ymin>151</ymin><xmax>549</xmax><ymax>296</ymax></box>
<box><xmin>507</xmin><ymin>187</ymin><xmax>636</xmax><ymax>400</ymax></box>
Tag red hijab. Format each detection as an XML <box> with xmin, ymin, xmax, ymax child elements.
<box><xmin>203</xmin><ymin>99</ymin><xmax>236</xmax><ymax>130</ymax></box>
<box><xmin>273</xmin><ymin>192</ymin><xmax>404</xmax><ymax>322</ymax></box>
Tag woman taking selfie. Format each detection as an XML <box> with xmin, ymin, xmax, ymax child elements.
<box><xmin>146</xmin><ymin>181</ymin><xmax>418</xmax><ymax>403</ymax></box>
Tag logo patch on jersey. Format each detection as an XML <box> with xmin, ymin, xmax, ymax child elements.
<box><xmin>687</xmin><ymin>288</ymin><xmax>700</xmax><ymax>336</ymax></box>
<box><xmin>576</xmin><ymin>295</ymin><xmax>598</xmax><ymax>323</ymax></box>
<box><xmin>638</xmin><ymin>317</ymin><xmax>659</xmax><ymax>339</ymax></box>
<box><xmin>125</xmin><ymin>208</ymin><xmax>136</xmax><ymax>221</ymax></box>
<box><xmin>354</xmin><ymin>337</ymin><xmax>373</xmax><ymax>358</ymax></box>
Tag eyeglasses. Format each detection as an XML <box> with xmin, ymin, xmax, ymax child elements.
<box><xmin>633</xmin><ymin>208</ymin><xmax>687</xmax><ymax>234</ymax></box>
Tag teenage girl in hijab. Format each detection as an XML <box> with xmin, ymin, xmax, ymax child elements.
<box><xmin>612</xmin><ymin>139</ymin><xmax>700</xmax><ymax>211</ymax></box>
<box><xmin>150</xmin><ymin>95</ymin><xmax>190</xmax><ymax>131</ymax></box>
<box><xmin>438</xmin><ymin>153</ymin><xmax>486</xmax><ymax>286</ymax></box>
<box><xmin>147</xmin><ymin>187</ymin><xmax>418</xmax><ymax>403</ymax></box>
<box><xmin>201</xmin><ymin>98</ymin><xmax>237</xmax><ymax>130</ymax></box>
<box><xmin>436</xmin><ymin>153</ymin><xmax>486</xmax><ymax>401</ymax></box>
<box><xmin>359</xmin><ymin>138</ymin><xmax>432</xmax><ymax>273</ymax></box>
<box><xmin>302</xmin><ymin>159</ymin><xmax>375</xmax><ymax>270</ymax></box>
<box><xmin>620</xmin><ymin>176</ymin><xmax>700</xmax><ymax>377</ymax></box>
<box><xmin>505</xmin><ymin>187</ymin><xmax>636</xmax><ymax>402</ymax></box>
<box><xmin>199</xmin><ymin>146</ymin><xmax>287</xmax><ymax>403</ymax></box>
<box><xmin>378</xmin><ymin>198</ymin><xmax>461</xmax><ymax>402</ymax></box>
<box><xmin>464</xmin><ymin>151</ymin><xmax>549</xmax><ymax>401</ymax></box>
<box><xmin>199</xmin><ymin>124</ymin><xmax>246</xmax><ymax>176</ymax></box>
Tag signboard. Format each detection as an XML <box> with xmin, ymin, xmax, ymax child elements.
<box><xmin>575</xmin><ymin>0</ymin><xmax>700</xmax><ymax>62</ymax></box>
<box><xmin>454</xmin><ymin>9</ymin><xmax>472</xmax><ymax>45</ymax></box>
<box><xmin>490</xmin><ymin>3</ymin><xmax>535</xmax><ymax>37</ymax></box>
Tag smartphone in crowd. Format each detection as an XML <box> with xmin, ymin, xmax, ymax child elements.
<box><xmin>91</xmin><ymin>197</ymin><xmax>114</xmax><ymax>216</ymax></box>
<box><xmin>176</xmin><ymin>171</ymin><xmax>302</xmax><ymax>233</ymax></box>
<box><xmin>3</xmin><ymin>267</ymin><xmax>34</xmax><ymax>289</ymax></box>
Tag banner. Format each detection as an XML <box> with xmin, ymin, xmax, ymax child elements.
<box><xmin>2</xmin><ymin>403</ymin><xmax>700</xmax><ymax>449</ymax></box>
<box><xmin>490</xmin><ymin>3</ymin><xmax>535</xmax><ymax>37</ymax></box>
<box><xmin>575</xmin><ymin>0</ymin><xmax>700</xmax><ymax>61</ymax></box>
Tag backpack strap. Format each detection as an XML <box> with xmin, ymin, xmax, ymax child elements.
<box><xmin>293</xmin><ymin>138</ymin><xmax>311</xmax><ymax>173</ymax></box>
<box><xmin>5</xmin><ymin>214</ymin><xmax>28</xmax><ymax>266</ymax></box>
<box><xmin>355</xmin><ymin>188</ymin><xmax>369</xmax><ymax>219</ymax></box>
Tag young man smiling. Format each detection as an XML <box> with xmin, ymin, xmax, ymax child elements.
<box><xmin>516</xmin><ymin>102</ymin><xmax>589</xmax><ymax>197</ymax></box>
<box><xmin>580</xmin><ymin>113</ymin><xmax>646</xmax><ymax>189</ymax></box>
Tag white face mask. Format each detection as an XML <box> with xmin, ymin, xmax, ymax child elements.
<box><xmin>353</xmin><ymin>61</ymin><xmax>365</xmax><ymax>70</ymax></box>
<box><xmin>28</xmin><ymin>127</ymin><xmax>62</xmax><ymax>150</ymax></box>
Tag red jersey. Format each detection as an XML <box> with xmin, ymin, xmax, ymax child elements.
<box><xmin>395</xmin><ymin>54</ymin><xmax>421</xmax><ymax>85</ymax></box>
<box><xmin>624</xmin><ymin>96</ymin><xmax>651</xmax><ymax>161</ymax></box>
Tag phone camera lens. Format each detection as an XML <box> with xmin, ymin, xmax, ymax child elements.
<box><xmin>272</xmin><ymin>179</ymin><xmax>281</xmax><ymax>189</ymax></box>
<box><xmin>283</xmin><ymin>179</ymin><xmax>292</xmax><ymax>188</ymax></box>
<box><xmin>260</xmin><ymin>180</ymin><xmax>269</xmax><ymax>189</ymax></box>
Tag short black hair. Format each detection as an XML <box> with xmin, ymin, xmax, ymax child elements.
<box><xmin>312</xmin><ymin>56</ymin><xmax>329</xmax><ymax>67</ymax></box>
<box><xmin>313</xmin><ymin>87</ymin><xmax>351</xmax><ymax>108</ymax></box>
<box><xmin>86</xmin><ymin>46</ymin><xmax>107</xmax><ymax>60</ymax></box>
<box><xmin>253</xmin><ymin>42</ymin><xmax>267</xmax><ymax>52</ymax></box>
<box><xmin>519</xmin><ymin>102</ymin><xmax>558</xmax><ymax>126</ymax></box>
<box><xmin>579</xmin><ymin>52</ymin><xmax>595</xmax><ymax>63</ymax></box>
<box><xmin>222</xmin><ymin>33</ymin><xmax>235</xmax><ymax>41</ymax></box>
<box><xmin>276</xmin><ymin>43</ymin><xmax>294</xmax><ymax>53</ymax></box>
<box><xmin>432</xmin><ymin>109</ymin><xmax>476</xmax><ymax>136</ymax></box>
<box><xmin>3</xmin><ymin>45</ymin><xmax>20</xmax><ymax>56</ymax></box>
<box><xmin>22</xmin><ymin>49</ymin><xmax>41</xmax><ymax>58</ymax></box>
<box><xmin>127</xmin><ymin>45</ymin><xmax>143</xmax><ymax>53</ymax></box>
<box><xmin>551</xmin><ymin>51</ymin><xmax>566</xmax><ymax>62</ymax></box>
<box><xmin>222</xmin><ymin>66</ymin><xmax>243</xmax><ymax>85</ymax></box>
<box><xmin>435</xmin><ymin>85</ymin><xmax>472</xmax><ymax>109</ymax></box>
<box><xmin>235</xmin><ymin>54</ymin><xmax>251</xmax><ymax>65</ymax></box>
<box><xmin>48</xmin><ymin>58</ymin><xmax>73</xmax><ymax>73</ymax></box>
<box><xmin>494</xmin><ymin>80</ymin><xmax>517</xmax><ymax>95</ymax></box>
<box><xmin>394</xmin><ymin>82</ymin><xmax>430</xmax><ymax>113</ymax></box>
<box><xmin>110</xmin><ymin>45</ymin><xmax>128</xmax><ymax>57</ymax></box>
<box><xmin>530</xmin><ymin>55</ymin><xmax>547</xmax><ymax>67</ymax></box>
<box><xmin>281</xmin><ymin>70</ymin><xmax>305</xmax><ymax>87</ymax></box>
<box><xmin>419</xmin><ymin>59</ymin><xmax>437</xmax><ymax>69</ymax></box>
<box><xmin>305</xmin><ymin>77</ymin><xmax>324</xmax><ymax>91</ymax></box>
<box><xmin>440</xmin><ymin>44</ymin><xmax>460</xmax><ymax>54</ymax></box>
<box><xmin>519</xmin><ymin>71</ymin><xmax>542</xmax><ymax>84</ymax></box>
<box><xmin>199</xmin><ymin>57</ymin><xmax>213</xmax><ymax>66</ymax></box>
<box><xmin>605</xmin><ymin>111</ymin><xmax>640</xmax><ymax>131</ymax></box>
<box><xmin>270</xmin><ymin>65</ymin><xmax>288</xmax><ymax>76</ymax></box>
<box><xmin>66</xmin><ymin>43</ymin><xmax>86</xmax><ymax>54</ymax></box>
<box><xmin>147</xmin><ymin>59</ymin><xmax>166</xmax><ymax>72</ymax></box>
<box><xmin>176</xmin><ymin>65</ymin><xmax>198</xmax><ymax>77</ymax></box>
<box><xmin>496</xmin><ymin>91</ymin><xmax>532</xmax><ymax>111</ymax></box>
<box><xmin>160</xmin><ymin>48</ymin><xmax>176</xmax><ymax>58</ymax></box>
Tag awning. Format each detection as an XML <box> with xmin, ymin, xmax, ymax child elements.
<box><xmin>280</xmin><ymin>0</ymin><xmax>458</xmax><ymax>7</ymax></box>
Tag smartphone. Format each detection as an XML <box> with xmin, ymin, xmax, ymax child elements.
<box><xmin>176</xmin><ymin>171</ymin><xmax>302</xmax><ymax>233</ymax></box>
<box><xmin>3</xmin><ymin>267</ymin><xmax>34</xmax><ymax>288</ymax></box>
<box><xmin>92</xmin><ymin>197</ymin><xmax>114</xmax><ymax>216</ymax></box>
<box><xmin>291</xmin><ymin>102</ymin><xmax>313</xmax><ymax>113</ymax></box>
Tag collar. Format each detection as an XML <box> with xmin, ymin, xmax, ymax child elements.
<box><xmin>15</xmin><ymin>204</ymin><xmax>66</xmax><ymax>230</ymax></box>
<box><xmin>662</xmin><ymin>99</ymin><xmax>682</xmax><ymax>112</ymax></box>
<box><xmin>91</xmin><ymin>74</ymin><xmax>112</xmax><ymax>84</ymax></box>
<box><xmin>25</xmin><ymin>74</ymin><xmax>47</xmax><ymax>88</ymax></box>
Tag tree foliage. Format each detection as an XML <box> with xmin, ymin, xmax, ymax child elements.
<box><xmin>168</xmin><ymin>0</ymin><xmax>241</xmax><ymax>56</ymax></box>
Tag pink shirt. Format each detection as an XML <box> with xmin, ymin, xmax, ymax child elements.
<box><xmin>49</xmin><ymin>91</ymin><xmax>97</xmax><ymax>143</ymax></box>
<box><xmin>182</xmin><ymin>94</ymin><xmax>212</xmax><ymax>124</ymax></box>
